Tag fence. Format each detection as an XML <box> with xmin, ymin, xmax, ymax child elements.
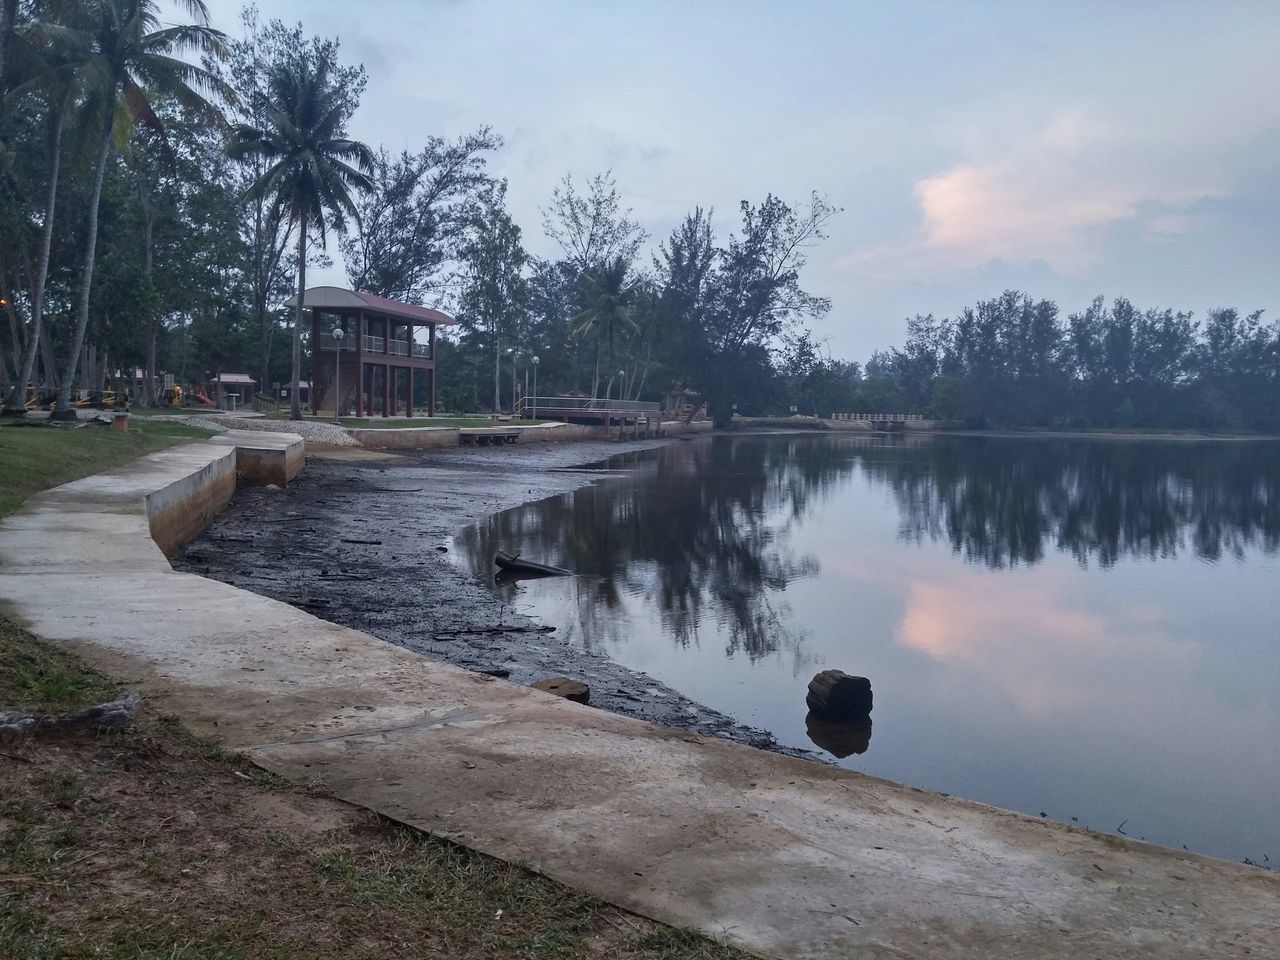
<box><xmin>830</xmin><ymin>412</ymin><xmax>924</xmax><ymax>421</ymax></box>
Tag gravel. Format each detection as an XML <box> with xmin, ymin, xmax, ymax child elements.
<box><xmin>159</xmin><ymin>415</ymin><xmax>361</xmax><ymax>446</ymax></box>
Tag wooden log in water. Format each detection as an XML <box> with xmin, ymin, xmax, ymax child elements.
<box><xmin>806</xmin><ymin>670</ymin><xmax>872</xmax><ymax>720</ymax></box>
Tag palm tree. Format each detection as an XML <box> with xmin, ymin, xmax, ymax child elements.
<box><xmin>230</xmin><ymin>55</ymin><xmax>374</xmax><ymax>420</ymax></box>
<box><xmin>572</xmin><ymin>256</ymin><xmax>637</xmax><ymax>400</ymax></box>
<box><xmin>2</xmin><ymin>5</ymin><xmax>90</xmax><ymax>413</ymax></box>
<box><xmin>51</xmin><ymin>0</ymin><xmax>228</xmax><ymax>420</ymax></box>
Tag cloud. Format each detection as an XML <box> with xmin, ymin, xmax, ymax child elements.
<box><xmin>896</xmin><ymin>574</ymin><xmax>1198</xmax><ymax>721</ymax></box>
<box><xmin>847</xmin><ymin>21</ymin><xmax>1280</xmax><ymax>284</ymax></box>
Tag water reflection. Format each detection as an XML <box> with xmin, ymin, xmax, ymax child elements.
<box><xmin>458</xmin><ymin>436</ymin><xmax>1280</xmax><ymax>641</ymax></box>
<box><xmin>880</xmin><ymin>437</ymin><xmax>1280</xmax><ymax>568</ymax></box>
<box><xmin>456</xmin><ymin>437</ymin><xmax>843</xmax><ymax>659</ymax></box>
<box><xmin>805</xmin><ymin>712</ymin><xmax>873</xmax><ymax>758</ymax></box>
<box><xmin>453</xmin><ymin>435</ymin><xmax>1280</xmax><ymax>861</ymax></box>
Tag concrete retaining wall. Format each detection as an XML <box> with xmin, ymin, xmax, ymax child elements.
<box><xmin>145</xmin><ymin>449</ymin><xmax>238</xmax><ymax>556</ymax></box>
<box><xmin>347</xmin><ymin>426</ymin><xmax>460</xmax><ymax>450</ymax></box>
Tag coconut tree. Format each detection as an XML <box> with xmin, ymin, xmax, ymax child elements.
<box><xmin>2</xmin><ymin>5</ymin><xmax>91</xmax><ymax>413</ymax></box>
<box><xmin>51</xmin><ymin>0</ymin><xmax>228</xmax><ymax>419</ymax></box>
<box><xmin>229</xmin><ymin>55</ymin><xmax>374</xmax><ymax>420</ymax></box>
<box><xmin>571</xmin><ymin>256</ymin><xmax>638</xmax><ymax>400</ymax></box>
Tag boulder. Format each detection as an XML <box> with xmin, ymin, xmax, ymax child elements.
<box><xmin>806</xmin><ymin>670</ymin><xmax>872</xmax><ymax>720</ymax></box>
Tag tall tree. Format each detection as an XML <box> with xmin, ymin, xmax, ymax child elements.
<box><xmin>52</xmin><ymin>0</ymin><xmax>229</xmax><ymax>419</ymax></box>
<box><xmin>342</xmin><ymin>128</ymin><xmax>501</xmax><ymax>302</ymax></box>
<box><xmin>542</xmin><ymin>170</ymin><xmax>646</xmax><ymax>272</ymax></box>
<box><xmin>231</xmin><ymin>51</ymin><xmax>374</xmax><ymax>420</ymax></box>
<box><xmin>217</xmin><ymin>7</ymin><xmax>366</xmax><ymax>391</ymax></box>
<box><xmin>664</xmin><ymin>193</ymin><xmax>836</xmax><ymax>427</ymax></box>
<box><xmin>456</xmin><ymin>188</ymin><xmax>528</xmax><ymax>413</ymax></box>
<box><xmin>1</xmin><ymin>6</ymin><xmax>86</xmax><ymax>412</ymax></box>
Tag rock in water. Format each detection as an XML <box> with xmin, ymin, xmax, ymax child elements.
<box><xmin>806</xmin><ymin>670</ymin><xmax>872</xmax><ymax>720</ymax></box>
<box><xmin>531</xmin><ymin>677</ymin><xmax>590</xmax><ymax>704</ymax></box>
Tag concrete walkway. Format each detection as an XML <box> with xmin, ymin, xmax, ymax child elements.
<box><xmin>1</xmin><ymin>439</ymin><xmax>1275</xmax><ymax>959</ymax></box>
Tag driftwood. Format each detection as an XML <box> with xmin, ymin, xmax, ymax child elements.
<box><xmin>0</xmin><ymin>691</ymin><xmax>141</xmax><ymax>740</ymax></box>
<box><xmin>806</xmin><ymin>670</ymin><xmax>872</xmax><ymax>720</ymax></box>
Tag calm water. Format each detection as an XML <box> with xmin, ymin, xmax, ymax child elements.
<box><xmin>453</xmin><ymin>434</ymin><xmax>1280</xmax><ymax>864</ymax></box>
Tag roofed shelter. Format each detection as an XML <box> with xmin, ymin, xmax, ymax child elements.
<box><xmin>286</xmin><ymin>286</ymin><xmax>458</xmax><ymax>418</ymax></box>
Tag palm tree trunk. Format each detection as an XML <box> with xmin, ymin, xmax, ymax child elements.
<box><xmin>291</xmin><ymin>213</ymin><xmax>306</xmax><ymax>420</ymax></box>
<box><xmin>4</xmin><ymin>107</ymin><xmax>64</xmax><ymax>413</ymax></box>
<box><xmin>54</xmin><ymin>95</ymin><xmax>115</xmax><ymax>419</ymax></box>
<box><xmin>142</xmin><ymin>197</ymin><xmax>158</xmax><ymax>406</ymax></box>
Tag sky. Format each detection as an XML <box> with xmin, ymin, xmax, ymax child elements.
<box><xmin>198</xmin><ymin>0</ymin><xmax>1280</xmax><ymax>361</ymax></box>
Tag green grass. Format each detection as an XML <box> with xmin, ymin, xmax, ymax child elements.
<box><xmin>0</xmin><ymin>618</ymin><xmax>118</xmax><ymax>712</ymax></box>
<box><xmin>0</xmin><ymin>418</ymin><xmax>216</xmax><ymax>519</ymax></box>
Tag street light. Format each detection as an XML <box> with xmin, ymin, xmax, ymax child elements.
<box><xmin>330</xmin><ymin>326</ymin><xmax>345</xmax><ymax>423</ymax></box>
<box><xmin>531</xmin><ymin>355</ymin><xmax>540</xmax><ymax>421</ymax></box>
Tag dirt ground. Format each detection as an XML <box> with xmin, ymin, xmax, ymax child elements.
<box><xmin>173</xmin><ymin>439</ymin><xmax>807</xmax><ymax>755</ymax></box>
<box><xmin>0</xmin><ymin>623</ymin><xmax>746</xmax><ymax>959</ymax></box>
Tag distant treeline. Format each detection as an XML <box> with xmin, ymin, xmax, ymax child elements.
<box><xmin>865</xmin><ymin>291</ymin><xmax>1280</xmax><ymax>432</ymax></box>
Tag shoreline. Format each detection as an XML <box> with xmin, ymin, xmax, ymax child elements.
<box><xmin>174</xmin><ymin>437</ymin><xmax>812</xmax><ymax>757</ymax></box>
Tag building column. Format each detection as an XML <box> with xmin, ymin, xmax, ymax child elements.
<box><xmin>406</xmin><ymin>367</ymin><xmax>414</xmax><ymax>417</ymax></box>
<box><xmin>428</xmin><ymin>368</ymin><xmax>436</xmax><ymax>417</ymax></box>
<box><xmin>383</xmin><ymin>364</ymin><xmax>391</xmax><ymax>417</ymax></box>
<box><xmin>310</xmin><ymin>308</ymin><xmax>319</xmax><ymax>416</ymax></box>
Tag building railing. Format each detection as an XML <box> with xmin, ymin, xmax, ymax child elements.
<box><xmin>318</xmin><ymin>331</ymin><xmax>430</xmax><ymax>360</ymax></box>
<box><xmin>830</xmin><ymin>412</ymin><xmax>924</xmax><ymax>421</ymax></box>
<box><xmin>317</xmin><ymin>332</ymin><xmax>355</xmax><ymax>351</ymax></box>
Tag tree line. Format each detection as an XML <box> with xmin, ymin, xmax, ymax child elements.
<box><xmin>1</xmin><ymin>2</ymin><xmax>1274</xmax><ymax>431</ymax></box>
<box><xmin>871</xmin><ymin>292</ymin><xmax>1280</xmax><ymax>431</ymax></box>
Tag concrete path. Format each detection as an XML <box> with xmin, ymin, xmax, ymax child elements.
<box><xmin>1</xmin><ymin>439</ymin><xmax>1276</xmax><ymax>959</ymax></box>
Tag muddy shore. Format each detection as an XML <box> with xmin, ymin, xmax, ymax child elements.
<box><xmin>173</xmin><ymin>438</ymin><xmax>809</xmax><ymax>755</ymax></box>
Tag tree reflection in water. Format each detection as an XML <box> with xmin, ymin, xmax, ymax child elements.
<box><xmin>455</xmin><ymin>435</ymin><xmax>1280</xmax><ymax>660</ymax></box>
<box><xmin>880</xmin><ymin>437</ymin><xmax>1280</xmax><ymax>568</ymax></box>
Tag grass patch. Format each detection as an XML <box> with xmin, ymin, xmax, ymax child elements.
<box><xmin>0</xmin><ymin>418</ymin><xmax>216</xmax><ymax>519</ymax></box>
<box><xmin>0</xmin><ymin>617</ymin><xmax>747</xmax><ymax>960</ymax></box>
<box><xmin>0</xmin><ymin>618</ymin><xmax>118</xmax><ymax>712</ymax></box>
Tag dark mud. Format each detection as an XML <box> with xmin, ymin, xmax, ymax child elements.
<box><xmin>174</xmin><ymin>439</ymin><xmax>809</xmax><ymax>756</ymax></box>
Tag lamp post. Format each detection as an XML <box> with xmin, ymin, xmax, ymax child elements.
<box><xmin>531</xmin><ymin>355</ymin><xmax>540</xmax><ymax>421</ymax></box>
<box><xmin>330</xmin><ymin>326</ymin><xmax>345</xmax><ymax>424</ymax></box>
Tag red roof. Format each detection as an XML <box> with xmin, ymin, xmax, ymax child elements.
<box><xmin>354</xmin><ymin>291</ymin><xmax>457</xmax><ymax>326</ymax></box>
<box><xmin>285</xmin><ymin>286</ymin><xmax>458</xmax><ymax>326</ymax></box>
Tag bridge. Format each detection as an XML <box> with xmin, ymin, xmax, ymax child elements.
<box><xmin>830</xmin><ymin>412</ymin><xmax>926</xmax><ymax>432</ymax></box>
<box><xmin>516</xmin><ymin>395</ymin><xmax>661</xmax><ymax>427</ymax></box>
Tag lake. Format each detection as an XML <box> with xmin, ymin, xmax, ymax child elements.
<box><xmin>453</xmin><ymin>433</ymin><xmax>1279</xmax><ymax>865</ymax></box>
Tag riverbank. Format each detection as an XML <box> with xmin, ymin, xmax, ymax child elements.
<box><xmin>175</xmin><ymin>438</ymin><xmax>803</xmax><ymax>753</ymax></box>
<box><xmin>0</xmin><ymin>620</ymin><xmax>741</xmax><ymax>960</ymax></box>
<box><xmin>4</xmin><ymin>431</ymin><xmax>1276</xmax><ymax>958</ymax></box>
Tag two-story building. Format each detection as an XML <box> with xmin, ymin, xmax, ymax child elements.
<box><xmin>287</xmin><ymin>286</ymin><xmax>458</xmax><ymax>418</ymax></box>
